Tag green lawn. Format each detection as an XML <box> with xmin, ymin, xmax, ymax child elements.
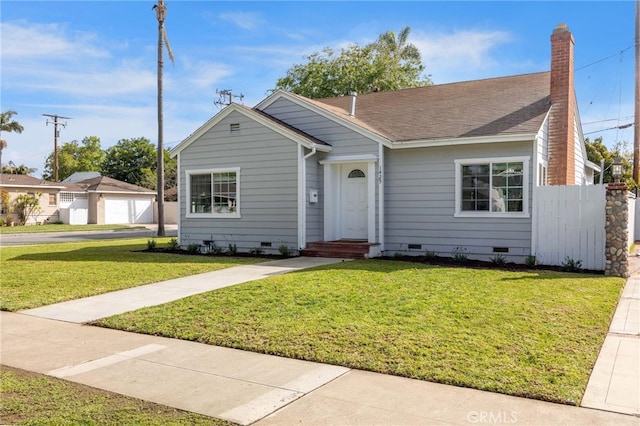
<box><xmin>0</xmin><ymin>238</ymin><xmax>259</xmax><ymax>311</ymax></box>
<box><xmin>0</xmin><ymin>366</ymin><xmax>230</xmax><ymax>425</ymax></box>
<box><xmin>96</xmin><ymin>260</ymin><xmax>624</xmax><ymax>405</ymax></box>
<box><xmin>0</xmin><ymin>224</ymin><xmax>142</xmax><ymax>234</ymax></box>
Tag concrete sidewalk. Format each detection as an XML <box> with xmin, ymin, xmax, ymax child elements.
<box><xmin>2</xmin><ymin>256</ymin><xmax>639</xmax><ymax>424</ymax></box>
<box><xmin>581</xmin><ymin>266</ymin><xmax>640</xmax><ymax>416</ymax></box>
<box><xmin>2</xmin><ymin>311</ymin><xmax>637</xmax><ymax>425</ymax></box>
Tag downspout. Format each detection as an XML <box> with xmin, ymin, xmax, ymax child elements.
<box><xmin>298</xmin><ymin>144</ymin><xmax>317</xmax><ymax>250</ymax></box>
<box><xmin>378</xmin><ymin>143</ymin><xmax>384</xmax><ymax>253</ymax></box>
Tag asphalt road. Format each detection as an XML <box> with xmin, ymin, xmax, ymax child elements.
<box><xmin>0</xmin><ymin>225</ymin><xmax>178</xmax><ymax>246</ymax></box>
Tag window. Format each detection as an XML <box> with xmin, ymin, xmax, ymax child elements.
<box><xmin>455</xmin><ymin>157</ymin><xmax>529</xmax><ymax>217</ymax></box>
<box><xmin>49</xmin><ymin>193</ymin><xmax>57</xmax><ymax>206</ymax></box>
<box><xmin>348</xmin><ymin>169</ymin><xmax>365</xmax><ymax>178</ymax></box>
<box><xmin>187</xmin><ymin>168</ymin><xmax>240</xmax><ymax>218</ymax></box>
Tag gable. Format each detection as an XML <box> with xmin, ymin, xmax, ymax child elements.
<box><xmin>171</xmin><ymin>103</ymin><xmax>330</xmax><ymax>158</ymax></box>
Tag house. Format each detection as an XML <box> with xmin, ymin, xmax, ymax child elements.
<box><xmin>170</xmin><ymin>24</ymin><xmax>599</xmax><ymax>262</ymax></box>
<box><xmin>0</xmin><ymin>174</ymin><xmax>67</xmax><ymax>225</ymax></box>
<box><xmin>0</xmin><ymin>173</ymin><xmax>156</xmax><ymax>225</ymax></box>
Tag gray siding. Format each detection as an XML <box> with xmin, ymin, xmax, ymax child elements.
<box><xmin>262</xmin><ymin>98</ymin><xmax>379</xmax><ymax>157</ymax></box>
<box><xmin>384</xmin><ymin>142</ymin><xmax>534</xmax><ymax>262</ymax></box>
<box><xmin>305</xmin><ymin>150</ymin><xmax>324</xmax><ymax>242</ymax></box>
<box><xmin>179</xmin><ymin>110</ymin><xmax>299</xmax><ymax>254</ymax></box>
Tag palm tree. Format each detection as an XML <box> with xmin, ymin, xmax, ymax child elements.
<box><xmin>153</xmin><ymin>0</ymin><xmax>174</xmax><ymax>237</ymax></box>
<box><xmin>0</xmin><ymin>110</ymin><xmax>24</xmax><ymax>169</ymax></box>
<box><xmin>374</xmin><ymin>27</ymin><xmax>427</xmax><ymax>90</ymax></box>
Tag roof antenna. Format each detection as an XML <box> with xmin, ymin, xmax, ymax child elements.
<box><xmin>349</xmin><ymin>91</ymin><xmax>357</xmax><ymax>117</ymax></box>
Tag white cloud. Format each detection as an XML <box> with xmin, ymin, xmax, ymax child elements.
<box><xmin>411</xmin><ymin>29</ymin><xmax>512</xmax><ymax>83</ymax></box>
<box><xmin>0</xmin><ymin>21</ymin><xmax>109</xmax><ymax>60</ymax></box>
<box><xmin>218</xmin><ymin>12</ymin><xmax>264</xmax><ymax>31</ymax></box>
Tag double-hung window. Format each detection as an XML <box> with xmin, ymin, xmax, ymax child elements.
<box><xmin>455</xmin><ymin>157</ymin><xmax>529</xmax><ymax>217</ymax></box>
<box><xmin>186</xmin><ymin>168</ymin><xmax>240</xmax><ymax>218</ymax></box>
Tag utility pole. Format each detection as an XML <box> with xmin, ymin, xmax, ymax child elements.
<box><xmin>634</xmin><ymin>0</ymin><xmax>639</xmax><ymax>184</ymax></box>
<box><xmin>43</xmin><ymin>114</ymin><xmax>71</xmax><ymax>182</ymax></box>
<box><xmin>214</xmin><ymin>89</ymin><xmax>244</xmax><ymax>108</ymax></box>
<box><xmin>154</xmin><ymin>0</ymin><xmax>174</xmax><ymax>238</ymax></box>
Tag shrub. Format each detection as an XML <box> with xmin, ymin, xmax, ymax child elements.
<box><xmin>452</xmin><ymin>246</ymin><xmax>468</xmax><ymax>263</ymax></box>
<box><xmin>186</xmin><ymin>243</ymin><xmax>200</xmax><ymax>254</ymax></box>
<box><xmin>146</xmin><ymin>239</ymin><xmax>157</xmax><ymax>250</ymax></box>
<box><xmin>490</xmin><ymin>254</ymin><xmax>507</xmax><ymax>266</ymax></box>
<box><xmin>249</xmin><ymin>247</ymin><xmax>264</xmax><ymax>255</ymax></box>
<box><xmin>13</xmin><ymin>192</ymin><xmax>42</xmax><ymax>225</ymax></box>
<box><xmin>167</xmin><ymin>238</ymin><xmax>180</xmax><ymax>251</ymax></box>
<box><xmin>525</xmin><ymin>254</ymin><xmax>538</xmax><ymax>268</ymax></box>
<box><xmin>227</xmin><ymin>243</ymin><xmax>238</xmax><ymax>256</ymax></box>
<box><xmin>209</xmin><ymin>242</ymin><xmax>224</xmax><ymax>255</ymax></box>
<box><xmin>424</xmin><ymin>250</ymin><xmax>437</xmax><ymax>259</ymax></box>
<box><xmin>561</xmin><ymin>257</ymin><xmax>582</xmax><ymax>272</ymax></box>
<box><xmin>278</xmin><ymin>244</ymin><xmax>293</xmax><ymax>257</ymax></box>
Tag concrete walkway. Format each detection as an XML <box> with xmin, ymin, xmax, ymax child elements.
<box><xmin>22</xmin><ymin>257</ymin><xmax>345</xmax><ymax>323</ymax></box>
<box><xmin>2</xmin><ymin>256</ymin><xmax>639</xmax><ymax>425</ymax></box>
<box><xmin>581</xmin><ymin>260</ymin><xmax>640</xmax><ymax>416</ymax></box>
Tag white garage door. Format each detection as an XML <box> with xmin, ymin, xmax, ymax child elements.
<box><xmin>104</xmin><ymin>197</ymin><xmax>154</xmax><ymax>224</ymax></box>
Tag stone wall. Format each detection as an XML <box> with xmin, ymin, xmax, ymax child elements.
<box><xmin>605</xmin><ymin>182</ymin><xmax>629</xmax><ymax>277</ymax></box>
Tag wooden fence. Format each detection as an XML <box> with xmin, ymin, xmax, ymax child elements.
<box><xmin>531</xmin><ymin>185</ymin><xmax>606</xmax><ymax>270</ymax></box>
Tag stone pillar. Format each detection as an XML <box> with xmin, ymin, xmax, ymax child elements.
<box><xmin>605</xmin><ymin>182</ymin><xmax>629</xmax><ymax>277</ymax></box>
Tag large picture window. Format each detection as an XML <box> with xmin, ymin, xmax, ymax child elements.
<box><xmin>187</xmin><ymin>168</ymin><xmax>240</xmax><ymax>218</ymax></box>
<box><xmin>455</xmin><ymin>157</ymin><xmax>529</xmax><ymax>217</ymax></box>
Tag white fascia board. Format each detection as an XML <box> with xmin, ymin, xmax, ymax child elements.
<box><xmin>0</xmin><ymin>184</ymin><xmax>67</xmax><ymax>190</ymax></box>
<box><xmin>257</xmin><ymin>91</ymin><xmax>393</xmax><ymax>148</ymax></box>
<box><xmin>319</xmin><ymin>154</ymin><xmax>378</xmax><ymax>164</ymax></box>
<box><xmin>86</xmin><ymin>190</ymin><xmax>157</xmax><ymax>195</ymax></box>
<box><xmin>170</xmin><ymin>103</ymin><xmax>330</xmax><ymax>157</ymax></box>
<box><xmin>392</xmin><ymin>133</ymin><xmax>536</xmax><ymax>149</ymax></box>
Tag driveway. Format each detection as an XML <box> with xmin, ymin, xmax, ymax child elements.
<box><xmin>0</xmin><ymin>225</ymin><xmax>177</xmax><ymax>246</ymax></box>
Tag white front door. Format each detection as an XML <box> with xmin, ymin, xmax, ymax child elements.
<box><xmin>341</xmin><ymin>165</ymin><xmax>368</xmax><ymax>239</ymax></box>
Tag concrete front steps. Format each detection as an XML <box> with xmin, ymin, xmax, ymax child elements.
<box><xmin>300</xmin><ymin>241</ymin><xmax>379</xmax><ymax>259</ymax></box>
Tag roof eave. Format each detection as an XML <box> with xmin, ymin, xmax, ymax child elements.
<box><xmin>257</xmin><ymin>91</ymin><xmax>394</xmax><ymax>148</ymax></box>
<box><xmin>0</xmin><ymin>183</ymin><xmax>67</xmax><ymax>189</ymax></box>
<box><xmin>391</xmin><ymin>133</ymin><xmax>537</xmax><ymax>149</ymax></box>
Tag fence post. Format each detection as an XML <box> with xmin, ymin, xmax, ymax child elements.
<box><xmin>605</xmin><ymin>182</ymin><xmax>629</xmax><ymax>277</ymax></box>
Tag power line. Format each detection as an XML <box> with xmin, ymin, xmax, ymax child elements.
<box><xmin>575</xmin><ymin>45</ymin><xmax>633</xmax><ymax>71</ymax></box>
<box><xmin>584</xmin><ymin>122</ymin><xmax>634</xmax><ymax>135</ymax></box>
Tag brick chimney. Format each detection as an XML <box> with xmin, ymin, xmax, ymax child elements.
<box><xmin>548</xmin><ymin>23</ymin><xmax>576</xmax><ymax>185</ymax></box>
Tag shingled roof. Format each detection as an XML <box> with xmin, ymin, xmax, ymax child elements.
<box><xmin>312</xmin><ymin>72</ymin><xmax>551</xmax><ymax>142</ymax></box>
<box><xmin>0</xmin><ymin>173</ymin><xmax>66</xmax><ymax>188</ymax></box>
<box><xmin>67</xmin><ymin>176</ymin><xmax>155</xmax><ymax>194</ymax></box>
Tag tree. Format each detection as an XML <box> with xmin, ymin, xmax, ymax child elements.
<box><xmin>1</xmin><ymin>163</ymin><xmax>36</xmax><ymax>175</ymax></box>
<box><xmin>13</xmin><ymin>192</ymin><xmax>42</xmax><ymax>225</ymax></box>
<box><xmin>138</xmin><ymin>149</ymin><xmax>176</xmax><ymax>191</ymax></box>
<box><xmin>0</xmin><ymin>110</ymin><xmax>24</xmax><ymax>167</ymax></box>
<box><xmin>102</xmin><ymin>137</ymin><xmax>157</xmax><ymax>187</ymax></box>
<box><xmin>585</xmin><ymin>137</ymin><xmax>634</xmax><ymax>187</ymax></box>
<box><xmin>274</xmin><ymin>27</ymin><xmax>430</xmax><ymax>98</ymax></box>
<box><xmin>43</xmin><ymin>136</ymin><xmax>104</xmax><ymax>181</ymax></box>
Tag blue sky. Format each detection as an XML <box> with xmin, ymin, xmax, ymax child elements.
<box><xmin>1</xmin><ymin>1</ymin><xmax>636</xmax><ymax>177</ymax></box>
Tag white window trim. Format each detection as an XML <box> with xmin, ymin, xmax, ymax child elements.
<box><xmin>185</xmin><ymin>167</ymin><xmax>241</xmax><ymax>219</ymax></box>
<box><xmin>454</xmin><ymin>156</ymin><xmax>530</xmax><ymax>218</ymax></box>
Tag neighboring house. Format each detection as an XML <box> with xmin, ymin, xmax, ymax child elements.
<box><xmin>0</xmin><ymin>173</ymin><xmax>156</xmax><ymax>225</ymax></box>
<box><xmin>0</xmin><ymin>174</ymin><xmax>66</xmax><ymax>225</ymax></box>
<box><xmin>171</xmin><ymin>24</ymin><xmax>599</xmax><ymax>262</ymax></box>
